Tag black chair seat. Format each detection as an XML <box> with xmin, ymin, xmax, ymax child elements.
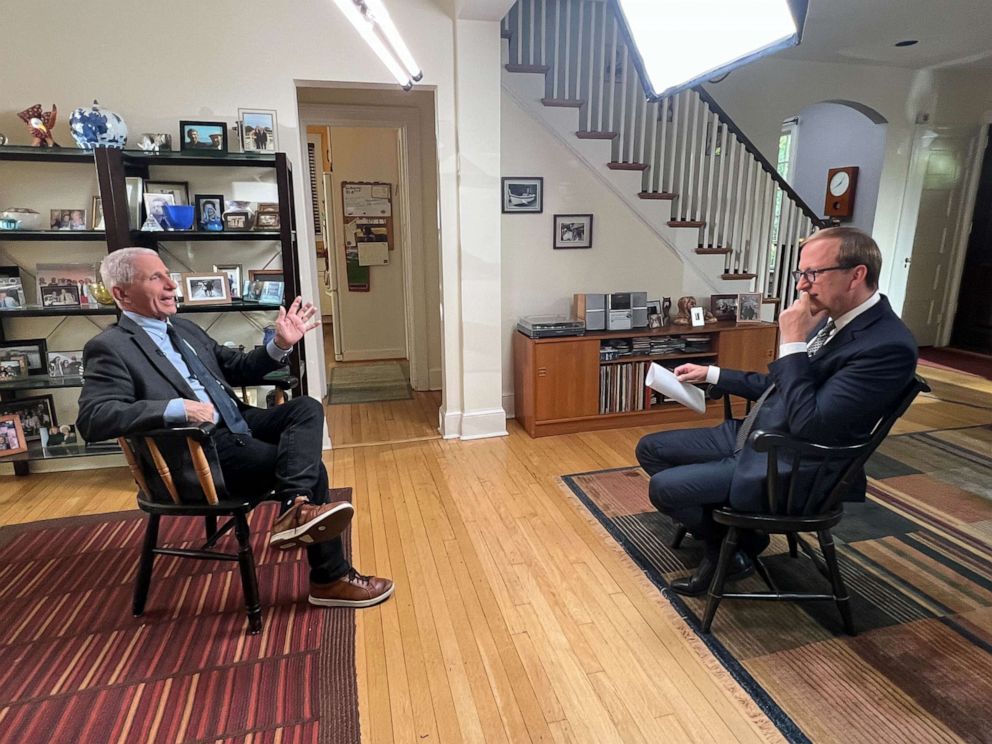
<box><xmin>712</xmin><ymin>507</ymin><xmax>844</xmax><ymax>533</ymax></box>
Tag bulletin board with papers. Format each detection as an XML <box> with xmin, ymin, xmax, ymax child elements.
<box><xmin>341</xmin><ymin>182</ymin><xmax>394</xmax><ymax>292</ymax></box>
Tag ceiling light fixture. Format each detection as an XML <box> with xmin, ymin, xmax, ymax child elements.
<box><xmin>332</xmin><ymin>0</ymin><xmax>423</xmax><ymax>90</ymax></box>
<box><xmin>614</xmin><ymin>0</ymin><xmax>809</xmax><ymax>100</ymax></box>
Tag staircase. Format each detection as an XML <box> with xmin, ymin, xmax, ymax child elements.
<box><xmin>500</xmin><ymin>0</ymin><xmax>827</xmax><ymax>307</ymax></box>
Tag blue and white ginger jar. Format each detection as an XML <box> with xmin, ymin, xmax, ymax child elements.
<box><xmin>69</xmin><ymin>100</ymin><xmax>128</xmax><ymax>149</ymax></box>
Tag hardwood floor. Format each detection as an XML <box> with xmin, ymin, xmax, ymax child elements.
<box><xmin>1</xmin><ymin>364</ymin><xmax>988</xmax><ymax>742</ymax></box>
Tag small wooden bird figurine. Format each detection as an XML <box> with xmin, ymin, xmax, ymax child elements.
<box><xmin>17</xmin><ymin>104</ymin><xmax>60</xmax><ymax>147</ymax></box>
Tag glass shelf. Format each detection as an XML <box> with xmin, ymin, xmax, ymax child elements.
<box><xmin>122</xmin><ymin>149</ymin><xmax>277</xmax><ymax>167</ymax></box>
<box><xmin>0</xmin><ymin>230</ymin><xmax>107</xmax><ymax>241</ymax></box>
<box><xmin>0</xmin><ymin>305</ymin><xmax>118</xmax><ymax>317</ymax></box>
<box><xmin>4</xmin><ymin>441</ymin><xmax>121</xmax><ymax>462</ymax></box>
<box><xmin>132</xmin><ymin>230</ymin><xmax>282</xmax><ymax>242</ymax></box>
<box><xmin>0</xmin><ymin>145</ymin><xmax>96</xmax><ymax>163</ymax></box>
<box><xmin>0</xmin><ymin>375</ymin><xmax>84</xmax><ymax>391</ymax></box>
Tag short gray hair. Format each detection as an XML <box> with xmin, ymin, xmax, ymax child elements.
<box><xmin>100</xmin><ymin>247</ymin><xmax>159</xmax><ymax>293</ymax></box>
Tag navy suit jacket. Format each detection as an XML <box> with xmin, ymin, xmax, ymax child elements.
<box><xmin>714</xmin><ymin>295</ymin><xmax>917</xmax><ymax>514</ymax></box>
<box><xmin>77</xmin><ymin>315</ymin><xmax>282</xmax><ymax>443</ymax></box>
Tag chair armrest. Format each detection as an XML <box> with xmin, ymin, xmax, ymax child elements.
<box><xmin>749</xmin><ymin>429</ymin><xmax>873</xmax><ymax>459</ymax></box>
<box><xmin>262</xmin><ymin>369</ymin><xmax>297</xmax><ymax>390</ymax></box>
<box><xmin>134</xmin><ymin>423</ymin><xmax>217</xmax><ymax>442</ymax></box>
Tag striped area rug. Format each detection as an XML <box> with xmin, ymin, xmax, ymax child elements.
<box><xmin>0</xmin><ymin>503</ymin><xmax>359</xmax><ymax>743</ymax></box>
<box><xmin>563</xmin><ymin>424</ymin><xmax>992</xmax><ymax>744</ymax></box>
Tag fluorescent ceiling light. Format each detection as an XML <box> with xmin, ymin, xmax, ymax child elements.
<box><xmin>332</xmin><ymin>0</ymin><xmax>423</xmax><ymax>90</ymax></box>
<box><xmin>615</xmin><ymin>0</ymin><xmax>806</xmax><ymax>99</ymax></box>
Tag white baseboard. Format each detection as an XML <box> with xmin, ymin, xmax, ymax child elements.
<box><xmin>460</xmin><ymin>408</ymin><xmax>508</xmax><ymax>440</ymax></box>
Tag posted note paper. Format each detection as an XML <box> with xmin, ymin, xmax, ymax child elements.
<box><xmin>644</xmin><ymin>362</ymin><xmax>706</xmax><ymax>413</ymax></box>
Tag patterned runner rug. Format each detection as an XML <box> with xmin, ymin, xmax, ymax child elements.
<box><xmin>0</xmin><ymin>503</ymin><xmax>359</xmax><ymax>743</ymax></box>
<box><xmin>562</xmin><ymin>424</ymin><xmax>992</xmax><ymax>744</ymax></box>
<box><xmin>327</xmin><ymin>362</ymin><xmax>412</xmax><ymax>405</ymax></box>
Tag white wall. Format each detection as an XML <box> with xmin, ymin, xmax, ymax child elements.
<box><xmin>500</xmin><ymin>93</ymin><xmax>684</xmax><ymax>415</ymax></box>
<box><xmin>791</xmin><ymin>102</ymin><xmax>887</xmax><ymax>234</ymax></box>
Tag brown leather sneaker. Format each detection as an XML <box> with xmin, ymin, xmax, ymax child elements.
<box><xmin>309</xmin><ymin>569</ymin><xmax>395</xmax><ymax>608</ymax></box>
<box><xmin>269</xmin><ymin>499</ymin><xmax>354</xmax><ymax>550</ymax></box>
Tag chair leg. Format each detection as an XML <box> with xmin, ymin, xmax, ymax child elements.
<box><xmin>233</xmin><ymin>512</ymin><xmax>263</xmax><ymax>635</ymax></box>
<box><xmin>133</xmin><ymin>513</ymin><xmax>160</xmax><ymax>617</ymax></box>
<box><xmin>787</xmin><ymin>532</ymin><xmax>799</xmax><ymax>558</ymax></box>
<box><xmin>670</xmin><ymin>523</ymin><xmax>688</xmax><ymax>549</ymax></box>
<box><xmin>701</xmin><ymin>527</ymin><xmax>739</xmax><ymax>633</ymax></box>
<box><xmin>817</xmin><ymin>529</ymin><xmax>855</xmax><ymax>636</ymax></box>
<box><xmin>204</xmin><ymin>515</ymin><xmax>218</xmax><ymax>542</ymax></box>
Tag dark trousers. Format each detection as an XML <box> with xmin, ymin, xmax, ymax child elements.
<box><xmin>213</xmin><ymin>396</ymin><xmax>349</xmax><ymax>584</ymax></box>
<box><xmin>635</xmin><ymin>420</ymin><xmax>740</xmax><ymax>544</ymax></box>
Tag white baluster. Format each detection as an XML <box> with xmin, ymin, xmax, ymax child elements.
<box><xmin>596</xmin><ymin>2</ymin><xmax>607</xmax><ymax>131</ymax></box>
<box><xmin>702</xmin><ymin>111</ymin><xmax>719</xmax><ymax>246</ymax></box>
<box><xmin>720</xmin><ymin>136</ymin><xmax>737</xmax><ymax>251</ymax></box>
<box><xmin>711</xmin><ymin>121</ymin><xmax>728</xmax><ymax>248</ymax></box>
<box><xmin>618</xmin><ymin>45</ymin><xmax>629</xmax><ymax>160</ymax></box>
<box><xmin>685</xmin><ymin>95</ymin><xmax>700</xmax><ymax>220</ymax></box>
<box><xmin>563</xmin><ymin>0</ymin><xmax>573</xmax><ymax>99</ymax></box>
<box><xmin>648</xmin><ymin>102</ymin><xmax>659</xmax><ymax>193</ymax></box>
<box><xmin>658</xmin><ymin>97</ymin><xmax>670</xmax><ymax>193</ymax></box>
<box><xmin>675</xmin><ymin>91</ymin><xmax>690</xmax><ymax>219</ymax></box>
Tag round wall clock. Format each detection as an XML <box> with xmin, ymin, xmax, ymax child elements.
<box><xmin>824</xmin><ymin>166</ymin><xmax>858</xmax><ymax>220</ymax></box>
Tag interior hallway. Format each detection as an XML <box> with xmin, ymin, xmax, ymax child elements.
<box><xmin>0</xmin><ymin>365</ymin><xmax>987</xmax><ymax>742</ymax></box>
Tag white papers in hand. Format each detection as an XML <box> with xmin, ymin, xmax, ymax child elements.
<box><xmin>644</xmin><ymin>363</ymin><xmax>706</xmax><ymax>413</ymax></box>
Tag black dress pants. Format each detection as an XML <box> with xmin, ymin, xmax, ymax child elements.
<box><xmin>213</xmin><ymin>395</ymin><xmax>349</xmax><ymax>584</ymax></box>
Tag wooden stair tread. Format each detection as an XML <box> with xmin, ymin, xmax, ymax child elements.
<box><xmin>576</xmin><ymin>131</ymin><xmax>618</xmax><ymax>139</ymax></box>
<box><xmin>542</xmin><ymin>98</ymin><xmax>585</xmax><ymax>108</ymax></box>
<box><xmin>638</xmin><ymin>191</ymin><xmax>676</xmax><ymax>200</ymax></box>
<box><xmin>721</xmin><ymin>273</ymin><xmax>757</xmax><ymax>280</ymax></box>
<box><xmin>505</xmin><ymin>64</ymin><xmax>550</xmax><ymax>74</ymax></box>
<box><xmin>695</xmin><ymin>247</ymin><xmax>732</xmax><ymax>255</ymax></box>
<box><xmin>668</xmin><ymin>220</ymin><xmax>705</xmax><ymax>228</ymax></box>
<box><xmin>608</xmin><ymin>162</ymin><xmax>649</xmax><ymax>171</ymax></box>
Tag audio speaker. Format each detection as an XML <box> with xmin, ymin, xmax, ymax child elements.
<box><xmin>573</xmin><ymin>293</ymin><xmax>605</xmax><ymax>331</ymax></box>
<box><xmin>632</xmin><ymin>291</ymin><xmax>648</xmax><ymax>328</ymax></box>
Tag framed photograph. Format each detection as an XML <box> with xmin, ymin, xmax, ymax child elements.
<box><xmin>44</xmin><ymin>423</ymin><xmax>78</xmax><ymax>448</ymax></box>
<box><xmin>144</xmin><ymin>181</ymin><xmax>190</xmax><ymax>206</ymax></box>
<box><xmin>0</xmin><ymin>415</ymin><xmax>28</xmax><ymax>457</ymax></box>
<box><xmin>255</xmin><ymin>212</ymin><xmax>280</xmax><ymax>229</ymax></box>
<box><xmin>690</xmin><ymin>305</ymin><xmax>705</xmax><ymax>327</ymax></box>
<box><xmin>0</xmin><ymin>394</ymin><xmax>56</xmax><ymax>441</ymax></box>
<box><xmin>47</xmin><ymin>350</ymin><xmax>84</xmax><ymax>377</ymax></box>
<box><xmin>179</xmin><ymin>120</ymin><xmax>228</xmax><ymax>152</ymax></box>
<box><xmin>36</xmin><ymin>263</ymin><xmax>100</xmax><ymax>306</ymax></box>
<box><xmin>223</xmin><ymin>211</ymin><xmax>251</xmax><ymax>231</ymax></box>
<box><xmin>243</xmin><ymin>280</ymin><xmax>263</xmax><ymax>302</ymax></box>
<box><xmin>710</xmin><ymin>293</ymin><xmax>738</xmax><ymax>322</ymax></box>
<box><xmin>0</xmin><ymin>356</ymin><xmax>28</xmax><ymax>380</ymax></box>
<box><xmin>646</xmin><ymin>299</ymin><xmax>662</xmax><ymax>317</ymax></box>
<box><xmin>212</xmin><ymin>264</ymin><xmax>243</xmax><ymax>299</ymax></box>
<box><xmin>126</xmin><ymin>177</ymin><xmax>144</xmax><ymax>229</ymax></box>
<box><xmin>136</xmin><ymin>133</ymin><xmax>172</xmax><ymax>152</ymax></box>
<box><xmin>502</xmin><ymin>177</ymin><xmax>543</xmax><ymax>213</ymax></box>
<box><xmin>238</xmin><ymin>108</ymin><xmax>278</xmax><ymax>152</ymax></box>
<box><xmin>736</xmin><ymin>292</ymin><xmax>762</xmax><ymax>324</ymax></box>
<box><xmin>181</xmin><ymin>272</ymin><xmax>231</xmax><ymax>306</ymax></box>
<box><xmin>91</xmin><ymin>196</ymin><xmax>105</xmax><ymax>230</ymax></box>
<box><xmin>257</xmin><ymin>202</ymin><xmax>279</xmax><ymax>213</ymax></box>
<box><xmin>169</xmin><ymin>272</ymin><xmax>185</xmax><ymax>301</ymax></box>
<box><xmin>259</xmin><ymin>280</ymin><xmax>284</xmax><ymax>305</ymax></box>
<box><xmin>195</xmin><ymin>194</ymin><xmax>224</xmax><ymax>231</ymax></box>
<box><xmin>0</xmin><ymin>278</ymin><xmax>24</xmax><ymax>309</ymax></box>
<box><xmin>553</xmin><ymin>214</ymin><xmax>593</xmax><ymax>249</ymax></box>
<box><xmin>49</xmin><ymin>209</ymin><xmax>87</xmax><ymax>231</ymax></box>
<box><xmin>143</xmin><ymin>193</ymin><xmax>175</xmax><ymax>230</ymax></box>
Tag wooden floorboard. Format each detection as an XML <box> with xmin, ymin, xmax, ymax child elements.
<box><xmin>0</xmin><ymin>365</ymin><xmax>987</xmax><ymax>742</ymax></box>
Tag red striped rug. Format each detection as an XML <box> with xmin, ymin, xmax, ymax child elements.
<box><xmin>0</xmin><ymin>504</ymin><xmax>359</xmax><ymax>743</ymax></box>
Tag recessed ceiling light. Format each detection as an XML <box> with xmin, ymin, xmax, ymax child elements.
<box><xmin>894</xmin><ymin>40</ymin><xmax>919</xmax><ymax>47</ymax></box>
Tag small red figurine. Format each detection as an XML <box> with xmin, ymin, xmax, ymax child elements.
<box><xmin>17</xmin><ymin>104</ymin><xmax>60</xmax><ymax>147</ymax></box>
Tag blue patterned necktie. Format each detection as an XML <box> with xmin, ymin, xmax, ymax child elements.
<box><xmin>166</xmin><ymin>324</ymin><xmax>251</xmax><ymax>435</ymax></box>
<box><xmin>806</xmin><ymin>320</ymin><xmax>836</xmax><ymax>358</ymax></box>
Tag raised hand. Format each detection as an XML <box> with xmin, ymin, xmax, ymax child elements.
<box><xmin>274</xmin><ymin>296</ymin><xmax>321</xmax><ymax>350</ymax></box>
<box><xmin>778</xmin><ymin>292</ymin><xmax>827</xmax><ymax>344</ymax></box>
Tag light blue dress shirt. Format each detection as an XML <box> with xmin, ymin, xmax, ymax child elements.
<box><xmin>123</xmin><ymin>311</ymin><xmax>290</xmax><ymax>424</ymax></box>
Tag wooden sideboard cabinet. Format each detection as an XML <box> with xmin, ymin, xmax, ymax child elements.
<box><xmin>513</xmin><ymin>321</ymin><xmax>778</xmax><ymax>437</ymax></box>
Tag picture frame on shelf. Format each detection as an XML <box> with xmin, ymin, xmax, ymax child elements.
<box><xmin>223</xmin><ymin>211</ymin><xmax>251</xmax><ymax>231</ymax></box>
<box><xmin>49</xmin><ymin>209</ymin><xmax>87</xmax><ymax>231</ymax></box>
<box><xmin>502</xmin><ymin>177</ymin><xmax>543</xmax><ymax>213</ymax></box>
<box><xmin>36</xmin><ymin>263</ymin><xmax>100</xmax><ymax>306</ymax></box>
<box><xmin>259</xmin><ymin>280</ymin><xmax>284</xmax><ymax>305</ymax></box>
<box><xmin>238</xmin><ymin>108</ymin><xmax>278</xmax><ymax>152</ymax></box>
<box><xmin>553</xmin><ymin>214</ymin><xmax>593</xmax><ymax>249</ymax></box>
<box><xmin>243</xmin><ymin>280</ymin><xmax>263</xmax><ymax>302</ymax></box>
<box><xmin>0</xmin><ymin>394</ymin><xmax>56</xmax><ymax>441</ymax></box>
<box><xmin>736</xmin><ymin>292</ymin><xmax>762</xmax><ymax>323</ymax></box>
<box><xmin>255</xmin><ymin>212</ymin><xmax>280</xmax><ymax>229</ymax></box>
<box><xmin>0</xmin><ymin>356</ymin><xmax>29</xmax><ymax>380</ymax></box>
<box><xmin>181</xmin><ymin>272</ymin><xmax>231</xmax><ymax>306</ymax></box>
<box><xmin>126</xmin><ymin>177</ymin><xmax>144</xmax><ymax>229</ymax></box>
<box><xmin>44</xmin><ymin>423</ymin><xmax>78</xmax><ymax>448</ymax></box>
<box><xmin>47</xmin><ymin>350</ymin><xmax>84</xmax><ymax>377</ymax></box>
<box><xmin>0</xmin><ymin>415</ymin><xmax>28</xmax><ymax>457</ymax></box>
<box><xmin>195</xmin><ymin>194</ymin><xmax>224</xmax><ymax>231</ymax></box>
<box><xmin>39</xmin><ymin>283</ymin><xmax>81</xmax><ymax>309</ymax></box>
<box><xmin>144</xmin><ymin>180</ymin><xmax>190</xmax><ymax>206</ymax></box>
<box><xmin>91</xmin><ymin>196</ymin><xmax>105</xmax><ymax>231</ymax></box>
<box><xmin>179</xmin><ymin>120</ymin><xmax>228</xmax><ymax>152</ymax></box>
<box><xmin>646</xmin><ymin>299</ymin><xmax>662</xmax><ymax>317</ymax></box>
<box><xmin>212</xmin><ymin>264</ymin><xmax>243</xmax><ymax>299</ymax></box>
<box><xmin>709</xmin><ymin>293</ymin><xmax>738</xmax><ymax>322</ymax></box>
<box><xmin>0</xmin><ymin>279</ymin><xmax>25</xmax><ymax>309</ymax></box>
<box><xmin>142</xmin><ymin>193</ymin><xmax>175</xmax><ymax>230</ymax></box>
<box><xmin>136</xmin><ymin>133</ymin><xmax>172</xmax><ymax>152</ymax></box>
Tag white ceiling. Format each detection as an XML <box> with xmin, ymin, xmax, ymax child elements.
<box><xmin>781</xmin><ymin>0</ymin><xmax>992</xmax><ymax>72</ymax></box>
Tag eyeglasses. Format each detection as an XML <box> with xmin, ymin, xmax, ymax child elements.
<box><xmin>791</xmin><ymin>265</ymin><xmax>855</xmax><ymax>284</ymax></box>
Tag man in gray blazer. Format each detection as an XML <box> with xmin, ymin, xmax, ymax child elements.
<box><xmin>636</xmin><ymin>228</ymin><xmax>918</xmax><ymax>596</ymax></box>
<box><xmin>78</xmin><ymin>247</ymin><xmax>393</xmax><ymax>609</ymax></box>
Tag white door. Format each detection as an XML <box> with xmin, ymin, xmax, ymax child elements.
<box><xmin>895</xmin><ymin>128</ymin><xmax>978</xmax><ymax>346</ymax></box>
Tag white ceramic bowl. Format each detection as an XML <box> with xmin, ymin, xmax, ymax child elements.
<box><xmin>0</xmin><ymin>208</ymin><xmax>42</xmax><ymax>230</ymax></box>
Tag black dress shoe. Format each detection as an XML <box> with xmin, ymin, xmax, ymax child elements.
<box><xmin>670</xmin><ymin>551</ymin><xmax>755</xmax><ymax>597</ymax></box>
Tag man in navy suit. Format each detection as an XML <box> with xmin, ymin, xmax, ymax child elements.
<box><xmin>635</xmin><ymin>227</ymin><xmax>918</xmax><ymax>595</ymax></box>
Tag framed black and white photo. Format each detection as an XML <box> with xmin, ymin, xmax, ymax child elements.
<box><xmin>255</xmin><ymin>212</ymin><xmax>280</xmax><ymax>229</ymax></box>
<box><xmin>647</xmin><ymin>299</ymin><xmax>662</xmax><ymax>317</ymax></box>
<box><xmin>181</xmin><ymin>272</ymin><xmax>231</xmax><ymax>306</ymax></box>
<box><xmin>736</xmin><ymin>292</ymin><xmax>762</xmax><ymax>324</ymax></box>
<box><xmin>223</xmin><ymin>211</ymin><xmax>251</xmax><ymax>231</ymax></box>
<box><xmin>47</xmin><ymin>350</ymin><xmax>84</xmax><ymax>377</ymax></box>
<box><xmin>709</xmin><ymin>293</ymin><xmax>738</xmax><ymax>322</ymax></box>
<box><xmin>0</xmin><ymin>339</ymin><xmax>47</xmax><ymax>375</ymax></box>
<box><xmin>238</xmin><ymin>108</ymin><xmax>278</xmax><ymax>152</ymax></box>
<box><xmin>212</xmin><ymin>264</ymin><xmax>243</xmax><ymax>299</ymax></box>
<box><xmin>502</xmin><ymin>177</ymin><xmax>543</xmax><ymax>213</ymax></box>
<box><xmin>36</xmin><ymin>263</ymin><xmax>100</xmax><ymax>307</ymax></box>
<box><xmin>195</xmin><ymin>194</ymin><xmax>224</xmax><ymax>231</ymax></box>
<box><xmin>0</xmin><ymin>278</ymin><xmax>25</xmax><ymax>309</ymax></box>
<box><xmin>144</xmin><ymin>180</ymin><xmax>190</xmax><ymax>206</ymax></box>
<box><xmin>143</xmin><ymin>193</ymin><xmax>175</xmax><ymax>230</ymax></box>
<box><xmin>553</xmin><ymin>213</ymin><xmax>593</xmax><ymax>249</ymax></box>
<box><xmin>0</xmin><ymin>394</ymin><xmax>56</xmax><ymax>441</ymax></box>
<box><xmin>179</xmin><ymin>120</ymin><xmax>228</xmax><ymax>152</ymax></box>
